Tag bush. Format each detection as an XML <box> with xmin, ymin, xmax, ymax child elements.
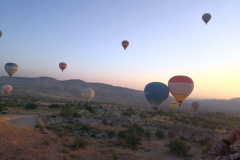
<box><xmin>155</xmin><ymin>130</ymin><xmax>164</xmax><ymax>139</ymax></box>
<box><xmin>81</xmin><ymin>124</ymin><xmax>91</xmax><ymax>133</ymax></box>
<box><xmin>140</xmin><ymin>112</ymin><xmax>149</xmax><ymax>119</ymax></box>
<box><xmin>73</xmin><ymin>137</ymin><xmax>89</xmax><ymax>150</ymax></box>
<box><xmin>84</xmin><ymin>103</ymin><xmax>96</xmax><ymax>114</ymax></box>
<box><xmin>62</xmin><ymin>148</ymin><xmax>70</xmax><ymax>153</ymax></box>
<box><xmin>122</xmin><ymin>108</ymin><xmax>136</xmax><ymax>117</ymax></box>
<box><xmin>125</xmin><ymin>132</ymin><xmax>141</xmax><ymax>150</ymax></box>
<box><xmin>115</xmin><ymin>138</ymin><xmax>127</xmax><ymax>146</ymax></box>
<box><xmin>106</xmin><ymin>130</ymin><xmax>116</xmax><ymax>139</ymax></box>
<box><xmin>34</xmin><ymin>124</ymin><xmax>44</xmax><ymax>132</ymax></box>
<box><xmin>60</xmin><ymin>105</ymin><xmax>73</xmax><ymax>118</ymax></box>
<box><xmin>0</xmin><ymin>103</ymin><xmax>3</xmax><ymax>112</ymax></box>
<box><xmin>112</xmin><ymin>152</ymin><xmax>119</xmax><ymax>160</ymax></box>
<box><xmin>198</xmin><ymin>137</ymin><xmax>210</xmax><ymax>146</ymax></box>
<box><xmin>128</xmin><ymin>123</ymin><xmax>144</xmax><ymax>136</ymax></box>
<box><xmin>72</xmin><ymin>111</ymin><xmax>81</xmax><ymax>118</ymax></box>
<box><xmin>25</xmin><ymin>103</ymin><xmax>38</xmax><ymax>110</ymax></box>
<box><xmin>202</xmin><ymin>143</ymin><xmax>212</xmax><ymax>154</ymax></box>
<box><xmin>7</xmin><ymin>101</ymin><xmax>17</xmax><ymax>107</ymax></box>
<box><xmin>42</xmin><ymin>141</ymin><xmax>50</xmax><ymax>146</ymax></box>
<box><xmin>71</xmin><ymin>155</ymin><xmax>81</xmax><ymax>159</ymax></box>
<box><xmin>48</xmin><ymin>104</ymin><xmax>60</xmax><ymax>109</ymax></box>
<box><xmin>169</xmin><ymin>139</ymin><xmax>191</xmax><ymax>157</ymax></box>
<box><xmin>145</xmin><ymin>130</ymin><xmax>151</xmax><ymax>138</ymax></box>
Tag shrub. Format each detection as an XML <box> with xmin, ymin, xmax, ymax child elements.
<box><xmin>169</xmin><ymin>139</ymin><xmax>191</xmax><ymax>157</ymax></box>
<box><xmin>42</xmin><ymin>141</ymin><xmax>50</xmax><ymax>146</ymax></box>
<box><xmin>0</xmin><ymin>103</ymin><xmax>3</xmax><ymax>112</ymax></box>
<box><xmin>72</xmin><ymin>111</ymin><xmax>81</xmax><ymax>118</ymax></box>
<box><xmin>48</xmin><ymin>104</ymin><xmax>60</xmax><ymax>109</ymax></box>
<box><xmin>73</xmin><ymin>137</ymin><xmax>89</xmax><ymax>150</ymax></box>
<box><xmin>71</xmin><ymin>155</ymin><xmax>81</xmax><ymax>159</ymax></box>
<box><xmin>34</xmin><ymin>124</ymin><xmax>44</xmax><ymax>132</ymax></box>
<box><xmin>202</xmin><ymin>143</ymin><xmax>212</xmax><ymax>154</ymax></box>
<box><xmin>112</xmin><ymin>152</ymin><xmax>119</xmax><ymax>160</ymax></box>
<box><xmin>128</xmin><ymin>123</ymin><xmax>144</xmax><ymax>136</ymax></box>
<box><xmin>145</xmin><ymin>149</ymin><xmax>151</xmax><ymax>152</ymax></box>
<box><xmin>81</xmin><ymin>124</ymin><xmax>91</xmax><ymax>133</ymax></box>
<box><xmin>25</xmin><ymin>103</ymin><xmax>38</xmax><ymax>110</ymax></box>
<box><xmin>62</xmin><ymin>148</ymin><xmax>70</xmax><ymax>153</ymax></box>
<box><xmin>125</xmin><ymin>132</ymin><xmax>141</xmax><ymax>150</ymax></box>
<box><xmin>84</xmin><ymin>103</ymin><xmax>96</xmax><ymax>113</ymax></box>
<box><xmin>198</xmin><ymin>137</ymin><xmax>210</xmax><ymax>146</ymax></box>
<box><xmin>117</xmin><ymin>130</ymin><xmax>129</xmax><ymax>139</ymax></box>
<box><xmin>106</xmin><ymin>130</ymin><xmax>116</xmax><ymax>139</ymax></box>
<box><xmin>7</xmin><ymin>101</ymin><xmax>17</xmax><ymax>107</ymax></box>
<box><xmin>155</xmin><ymin>130</ymin><xmax>164</xmax><ymax>139</ymax></box>
<box><xmin>144</xmin><ymin>130</ymin><xmax>151</xmax><ymax>138</ymax></box>
<box><xmin>122</xmin><ymin>108</ymin><xmax>136</xmax><ymax>117</ymax></box>
<box><xmin>115</xmin><ymin>138</ymin><xmax>127</xmax><ymax>146</ymax></box>
<box><xmin>60</xmin><ymin>105</ymin><xmax>73</xmax><ymax>118</ymax></box>
<box><xmin>140</xmin><ymin>112</ymin><xmax>149</xmax><ymax>119</ymax></box>
<box><xmin>99</xmin><ymin>150</ymin><xmax>107</xmax><ymax>154</ymax></box>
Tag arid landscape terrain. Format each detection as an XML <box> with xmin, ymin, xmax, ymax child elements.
<box><xmin>0</xmin><ymin>76</ymin><xmax>240</xmax><ymax>160</ymax></box>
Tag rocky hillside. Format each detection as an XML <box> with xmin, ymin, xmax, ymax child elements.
<box><xmin>0</xmin><ymin>76</ymin><xmax>178</xmax><ymax>108</ymax></box>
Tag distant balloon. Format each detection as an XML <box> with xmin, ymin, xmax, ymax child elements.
<box><xmin>5</xmin><ymin>63</ymin><xmax>18</xmax><ymax>77</ymax></box>
<box><xmin>168</xmin><ymin>76</ymin><xmax>194</xmax><ymax>105</ymax></box>
<box><xmin>59</xmin><ymin>62</ymin><xmax>67</xmax><ymax>72</ymax></box>
<box><xmin>144</xmin><ymin>82</ymin><xmax>169</xmax><ymax>110</ymax></box>
<box><xmin>0</xmin><ymin>30</ymin><xmax>2</xmax><ymax>37</ymax></box>
<box><xmin>202</xmin><ymin>13</ymin><xmax>211</xmax><ymax>24</ymax></box>
<box><xmin>2</xmin><ymin>85</ymin><xmax>12</xmax><ymax>95</ymax></box>
<box><xmin>191</xmin><ymin>102</ymin><xmax>200</xmax><ymax>112</ymax></box>
<box><xmin>170</xmin><ymin>101</ymin><xmax>178</xmax><ymax>111</ymax></box>
<box><xmin>122</xmin><ymin>40</ymin><xmax>129</xmax><ymax>50</ymax></box>
<box><xmin>81</xmin><ymin>88</ymin><xmax>95</xmax><ymax>102</ymax></box>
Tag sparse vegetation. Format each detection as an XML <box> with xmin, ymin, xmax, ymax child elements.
<box><xmin>155</xmin><ymin>130</ymin><xmax>164</xmax><ymax>139</ymax></box>
<box><xmin>169</xmin><ymin>139</ymin><xmax>191</xmax><ymax>157</ymax></box>
<box><xmin>73</xmin><ymin>136</ymin><xmax>89</xmax><ymax>150</ymax></box>
<box><xmin>25</xmin><ymin>103</ymin><xmax>38</xmax><ymax>110</ymax></box>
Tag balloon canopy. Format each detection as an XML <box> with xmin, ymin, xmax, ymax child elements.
<box><xmin>81</xmin><ymin>88</ymin><xmax>95</xmax><ymax>102</ymax></box>
<box><xmin>0</xmin><ymin>30</ymin><xmax>2</xmax><ymax>37</ymax></box>
<box><xmin>122</xmin><ymin>40</ymin><xmax>129</xmax><ymax>50</ymax></box>
<box><xmin>59</xmin><ymin>62</ymin><xmax>67</xmax><ymax>72</ymax></box>
<box><xmin>202</xmin><ymin>13</ymin><xmax>211</xmax><ymax>24</ymax></box>
<box><xmin>170</xmin><ymin>101</ymin><xmax>178</xmax><ymax>111</ymax></box>
<box><xmin>5</xmin><ymin>63</ymin><xmax>19</xmax><ymax>77</ymax></box>
<box><xmin>2</xmin><ymin>85</ymin><xmax>12</xmax><ymax>95</ymax></box>
<box><xmin>168</xmin><ymin>75</ymin><xmax>194</xmax><ymax>105</ymax></box>
<box><xmin>191</xmin><ymin>102</ymin><xmax>200</xmax><ymax>112</ymax></box>
<box><xmin>144</xmin><ymin>82</ymin><xmax>169</xmax><ymax>110</ymax></box>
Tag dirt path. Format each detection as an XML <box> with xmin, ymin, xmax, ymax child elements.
<box><xmin>0</xmin><ymin>115</ymin><xmax>37</xmax><ymax>128</ymax></box>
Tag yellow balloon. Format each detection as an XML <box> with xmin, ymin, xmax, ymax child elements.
<box><xmin>81</xmin><ymin>88</ymin><xmax>94</xmax><ymax>102</ymax></box>
<box><xmin>170</xmin><ymin>101</ymin><xmax>178</xmax><ymax>111</ymax></box>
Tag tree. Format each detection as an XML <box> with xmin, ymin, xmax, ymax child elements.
<box><xmin>48</xmin><ymin>103</ymin><xmax>60</xmax><ymax>109</ymax></box>
<box><xmin>169</xmin><ymin>139</ymin><xmax>191</xmax><ymax>157</ymax></box>
<box><xmin>84</xmin><ymin>103</ymin><xmax>96</xmax><ymax>114</ymax></box>
<box><xmin>155</xmin><ymin>130</ymin><xmax>164</xmax><ymax>139</ymax></box>
<box><xmin>60</xmin><ymin>105</ymin><xmax>73</xmax><ymax>118</ymax></box>
<box><xmin>25</xmin><ymin>103</ymin><xmax>38</xmax><ymax>110</ymax></box>
<box><xmin>125</xmin><ymin>132</ymin><xmax>141</xmax><ymax>150</ymax></box>
<box><xmin>128</xmin><ymin>123</ymin><xmax>144</xmax><ymax>136</ymax></box>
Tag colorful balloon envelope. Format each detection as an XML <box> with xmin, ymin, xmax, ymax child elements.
<box><xmin>202</xmin><ymin>13</ymin><xmax>211</xmax><ymax>24</ymax></box>
<box><xmin>122</xmin><ymin>40</ymin><xmax>129</xmax><ymax>50</ymax></box>
<box><xmin>2</xmin><ymin>85</ymin><xmax>12</xmax><ymax>95</ymax></box>
<box><xmin>168</xmin><ymin>76</ymin><xmax>194</xmax><ymax>105</ymax></box>
<box><xmin>191</xmin><ymin>102</ymin><xmax>200</xmax><ymax>112</ymax></box>
<box><xmin>170</xmin><ymin>101</ymin><xmax>178</xmax><ymax>111</ymax></box>
<box><xmin>5</xmin><ymin>63</ymin><xmax>18</xmax><ymax>77</ymax></box>
<box><xmin>0</xmin><ymin>30</ymin><xmax>2</xmax><ymax>37</ymax></box>
<box><xmin>144</xmin><ymin>82</ymin><xmax>169</xmax><ymax>110</ymax></box>
<box><xmin>59</xmin><ymin>62</ymin><xmax>67</xmax><ymax>72</ymax></box>
<box><xmin>81</xmin><ymin>88</ymin><xmax>95</xmax><ymax>102</ymax></box>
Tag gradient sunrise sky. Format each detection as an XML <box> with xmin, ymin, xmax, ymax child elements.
<box><xmin>0</xmin><ymin>0</ymin><xmax>239</xmax><ymax>99</ymax></box>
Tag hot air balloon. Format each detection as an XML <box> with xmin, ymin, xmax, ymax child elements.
<box><xmin>122</xmin><ymin>40</ymin><xmax>129</xmax><ymax>50</ymax></box>
<box><xmin>59</xmin><ymin>62</ymin><xmax>67</xmax><ymax>72</ymax></box>
<box><xmin>5</xmin><ymin>63</ymin><xmax>18</xmax><ymax>77</ymax></box>
<box><xmin>0</xmin><ymin>30</ymin><xmax>2</xmax><ymax>37</ymax></box>
<box><xmin>168</xmin><ymin>76</ymin><xmax>194</xmax><ymax>106</ymax></box>
<box><xmin>81</xmin><ymin>88</ymin><xmax>95</xmax><ymax>102</ymax></box>
<box><xmin>191</xmin><ymin>102</ymin><xmax>200</xmax><ymax>112</ymax></box>
<box><xmin>2</xmin><ymin>85</ymin><xmax>12</xmax><ymax>95</ymax></box>
<box><xmin>144</xmin><ymin>82</ymin><xmax>169</xmax><ymax>110</ymax></box>
<box><xmin>170</xmin><ymin>101</ymin><xmax>178</xmax><ymax>111</ymax></box>
<box><xmin>202</xmin><ymin>13</ymin><xmax>211</xmax><ymax>24</ymax></box>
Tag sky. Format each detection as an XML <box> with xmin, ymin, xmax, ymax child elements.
<box><xmin>0</xmin><ymin>0</ymin><xmax>240</xmax><ymax>99</ymax></box>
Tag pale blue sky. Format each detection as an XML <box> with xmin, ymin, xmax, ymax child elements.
<box><xmin>0</xmin><ymin>0</ymin><xmax>240</xmax><ymax>99</ymax></box>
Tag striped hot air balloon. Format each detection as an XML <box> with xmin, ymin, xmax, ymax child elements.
<box><xmin>122</xmin><ymin>40</ymin><xmax>129</xmax><ymax>50</ymax></box>
<box><xmin>170</xmin><ymin>101</ymin><xmax>178</xmax><ymax>111</ymax></box>
<box><xmin>144</xmin><ymin>82</ymin><xmax>169</xmax><ymax>110</ymax></box>
<box><xmin>168</xmin><ymin>76</ymin><xmax>194</xmax><ymax>105</ymax></box>
<box><xmin>2</xmin><ymin>85</ymin><xmax>12</xmax><ymax>95</ymax></box>
<box><xmin>191</xmin><ymin>102</ymin><xmax>200</xmax><ymax>112</ymax></box>
<box><xmin>59</xmin><ymin>62</ymin><xmax>67</xmax><ymax>72</ymax></box>
<box><xmin>81</xmin><ymin>88</ymin><xmax>95</xmax><ymax>102</ymax></box>
<box><xmin>4</xmin><ymin>63</ymin><xmax>18</xmax><ymax>77</ymax></box>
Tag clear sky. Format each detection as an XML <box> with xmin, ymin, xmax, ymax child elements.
<box><xmin>0</xmin><ymin>0</ymin><xmax>240</xmax><ymax>99</ymax></box>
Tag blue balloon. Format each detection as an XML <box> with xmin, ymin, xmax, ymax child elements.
<box><xmin>144</xmin><ymin>82</ymin><xmax>169</xmax><ymax>110</ymax></box>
